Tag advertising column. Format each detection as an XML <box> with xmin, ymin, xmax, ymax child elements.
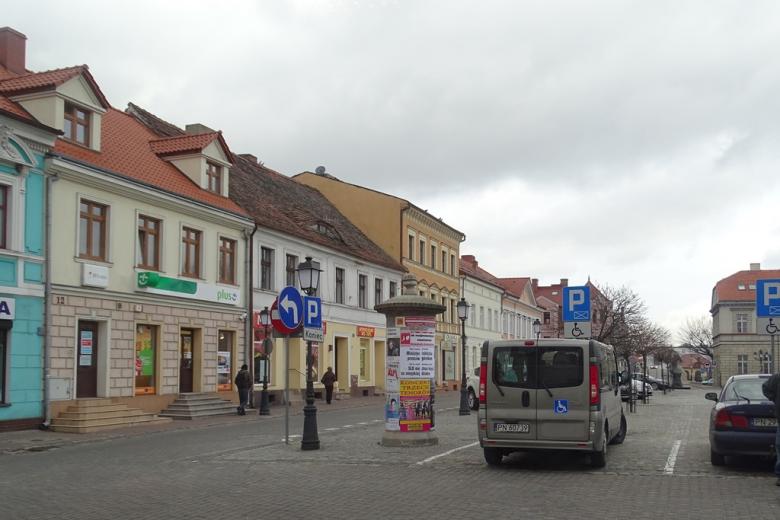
<box><xmin>390</xmin><ymin>316</ymin><xmax>436</xmax><ymax>432</ymax></box>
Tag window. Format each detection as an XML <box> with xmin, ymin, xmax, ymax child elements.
<box><xmin>450</xmin><ymin>299</ymin><xmax>456</xmax><ymax>324</ymax></box>
<box><xmin>217</xmin><ymin>331</ymin><xmax>234</xmax><ymax>391</ymax></box>
<box><xmin>0</xmin><ymin>185</ymin><xmax>8</xmax><ymax>249</ymax></box>
<box><xmin>286</xmin><ymin>254</ymin><xmax>298</xmax><ymax>288</ymax></box>
<box><xmin>375</xmin><ymin>278</ymin><xmax>383</xmax><ymax>306</ymax></box>
<box><xmin>219</xmin><ymin>237</ymin><xmax>237</xmax><ymax>284</ymax></box>
<box><xmin>493</xmin><ymin>346</ymin><xmax>583</xmax><ymax>389</ymax></box>
<box><xmin>79</xmin><ymin>200</ymin><xmax>107</xmax><ymax>261</ymax></box>
<box><xmin>419</xmin><ymin>240</ymin><xmax>425</xmax><ymax>265</ymax></box>
<box><xmin>442</xmin><ymin>250</ymin><xmax>447</xmax><ymax>273</ymax></box>
<box><xmin>761</xmin><ymin>356</ymin><xmax>773</xmax><ymax>374</ymax></box>
<box><xmin>442</xmin><ymin>297</ymin><xmax>448</xmax><ymax>322</ymax></box>
<box><xmin>543</xmin><ymin>312</ymin><xmax>551</xmax><ymax>325</ymax></box>
<box><xmin>335</xmin><ymin>267</ymin><xmax>345</xmax><ymax>304</ymax></box>
<box><xmin>181</xmin><ymin>227</ymin><xmax>201</xmax><ymax>278</ymax></box>
<box><xmin>137</xmin><ymin>215</ymin><xmax>160</xmax><ymax>270</ymax></box>
<box><xmin>480</xmin><ymin>306</ymin><xmax>485</xmax><ymax>329</ymax></box>
<box><xmin>359</xmin><ymin>341</ymin><xmax>369</xmax><ymax>379</ymax></box>
<box><xmin>470</xmin><ymin>305</ymin><xmax>475</xmax><ymax>327</ymax></box>
<box><xmin>736</xmin><ymin>313</ymin><xmax>749</xmax><ymax>333</ymax></box>
<box><xmin>389</xmin><ymin>280</ymin><xmax>397</xmax><ymax>298</ymax></box>
<box><xmin>260</xmin><ymin>247</ymin><xmax>273</xmax><ymax>290</ymax></box>
<box><xmin>431</xmin><ymin>245</ymin><xmax>436</xmax><ymax>269</ymax></box>
<box><xmin>206</xmin><ymin>162</ymin><xmax>222</xmax><ymax>194</ymax></box>
<box><xmin>134</xmin><ymin>325</ymin><xmax>157</xmax><ymax>395</ymax></box>
<box><xmin>737</xmin><ymin>354</ymin><xmax>748</xmax><ymax>375</ymax></box>
<box><xmin>408</xmin><ymin>234</ymin><xmax>414</xmax><ymax>261</ymax></box>
<box><xmin>450</xmin><ymin>254</ymin><xmax>455</xmax><ymax>275</ymax></box>
<box><xmin>358</xmin><ymin>274</ymin><xmax>367</xmax><ymax>308</ymax></box>
<box><xmin>63</xmin><ymin>103</ymin><xmax>90</xmax><ymax>146</ymax></box>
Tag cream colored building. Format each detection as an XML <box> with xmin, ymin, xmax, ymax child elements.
<box><xmin>14</xmin><ymin>65</ymin><xmax>254</xmax><ymax>416</ymax></box>
<box><xmin>459</xmin><ymin>256</ymin><xmax>504</xmax><ymax>374</ymax></box>
<box><xmin>294</xmin><ymin>171</ymin><xmax>466</xmax><ymax>388</ymax></box>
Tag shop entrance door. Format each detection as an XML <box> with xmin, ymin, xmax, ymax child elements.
<box><xmin>180</xmin><ymin>329</ymin><xmax>195</xmax><ymax>393</ymax></box>
<box><xmin>76</xmin><ymin>321</ymin><xmax>99</xmax><ymax>398</ymax></box>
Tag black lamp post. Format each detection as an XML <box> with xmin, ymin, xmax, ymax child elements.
<box><xmin>258</xmin><ymin>306</ymin><xmax>271</xmax><ymax>415</ymax></box>
<box><xmin>297</xmin><ymin>256</ymin><xmax>321</xmax><ymax>451</ymax></box>
<box><xmin>457</xmin><ymin>298</ymin><xmax>470</xmax><ymax>416</ymax></box>
<box><xmin>533</xmin><ymin>318</ymin><xmax>541</xmax><ymax>340</ymax></box>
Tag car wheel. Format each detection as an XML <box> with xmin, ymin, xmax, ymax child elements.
<box><xmin>468</xmin><ymin>389</ymin><xmax>479</xmax><ymax>410</ymax></box>
<box><xmin>710</xmin><ymin>450</ymin><xmax>726</xmax><ymax>466</ymax></box>
<box><xmin>610</xmin><ymin>414</ymin><xmax>627</xmax><ymax>445</ymax></box>
<box><xmin>484</xmin><ymin>447</ymin><xmax>503</xmax><ymax>466</ymax></box>
<box><xmin>591</xmin><ymin>428</ymin><xmax>608</xmax><ymax>468</ymax></box>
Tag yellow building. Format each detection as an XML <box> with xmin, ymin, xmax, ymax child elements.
<box><xmin>295</xmin><ymin>171</ymin><xmax>466</xmax><ymax>388</ymax></box>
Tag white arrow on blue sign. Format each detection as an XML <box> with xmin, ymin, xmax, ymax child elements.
<box><xmin>278</xmin><ymin>286</ymin><xmax>303</xmax><ymax>329</ymax></box>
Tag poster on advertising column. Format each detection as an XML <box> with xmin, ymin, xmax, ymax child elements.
<box><xmin>399</xmin><ymin>316</ymin><xmax>435</xmax><ymax>379</ymax></box>
<box><xmin>399</xmin><ymin>379</ymin><xmax>431</xmax><ymax>432</ymax></box>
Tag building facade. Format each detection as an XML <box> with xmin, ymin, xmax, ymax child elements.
<box><xmin>231</xmin><ymin>156</ymin><xmax>405</xmax><ymax>402</ymax></box>
<box><xmin>0</xmin><ymin>28</ymin><xmax>59</xmax><ymax>428</ymax></box>
<box><xmin>459</xmin><ymin>255</ymin><xmax>504</xmax><ymax>375</ymax></box>
<box><xmin>711</xmin><ymin>263</ymin><xmax>780</xmax><ymax>385</ymax></box>
<box><xmin>497</xmin><ymin>277</ymin><xmax>544</xmax><ymax>342</ymax></box>
<box><xmin>294</xmin><ymin>171</ymin><xmax>465</xmax><ymax>388</ymax></box>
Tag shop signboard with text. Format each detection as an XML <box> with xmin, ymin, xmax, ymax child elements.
<box><xmin>136</xmin><ymin>272</ymin><xmax>240</xmax><ymax>305</ymax></box>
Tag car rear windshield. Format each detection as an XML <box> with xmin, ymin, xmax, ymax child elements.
<box><xmin>723</xmin><ymin>378</ymin><xmax>769</xmax><ymax>402</ymax></box>
<box><xmin>493</xmin><ymin>346</ymin><xmax>583</xmax><ymax>389</ymax></box>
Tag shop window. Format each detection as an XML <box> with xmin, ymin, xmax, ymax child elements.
<box><xmin>79</xmin><ymin>199</ymin><xmax>108</xmax><ymax>261</ymax></box>
<box><xmin>217</xmin><ymin>331</ymin><xmax>233</xmax><ymax>391</ymax></box>
<box><xmin>359</xmin><ymin>341</ymin><xmax>369</xmax><ymax>379</ymax></box>
<box><xmin>134</xmin><ymin>325</ymin><xmax>157</xmax><ymax>395</ymax></box>
<box><xmin>137</xmin><ymin>215</ymin><xmax>161</xmax><ymax>270</ymax></box>
<box><xmin>219</xmin><ymin>237</ymin><xmax>237</xmax><ymax>284</ymax></box>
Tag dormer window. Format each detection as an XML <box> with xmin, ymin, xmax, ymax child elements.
<box><xmin>206</xmin><ymin>161</ymin><xmax>222</xmax><ymax>194</ymax></box>
<box><xmin>63</xmin><ymin>103</ymin><xmax>90</xmax><ymax>146</ymax></box>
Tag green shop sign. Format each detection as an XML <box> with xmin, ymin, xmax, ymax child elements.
<box><xmin>137</xmin><ymin>272</ymin><xmax>240</xmax><ymax>305</ymax></box>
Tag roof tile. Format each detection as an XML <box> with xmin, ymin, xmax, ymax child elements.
<box><xmin>0</xmin><ymin>65</ymin><xmax>109</xmax><ymax>107</ymax></box>
<box><xmin>713</xmin><ymin>268</ymin><xmax>780</xmax><ymax>303</ymax></box>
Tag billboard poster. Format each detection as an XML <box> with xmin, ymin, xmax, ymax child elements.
<box><xmin>399</xmin><ymin>379</ymin><xmax>431</xmax><ymax>432</ymax></box>
<box><xmin>385</xmin><ymin>392</ymin><xmax>400</xmax><ymax>431</ymax></box>
<box><xmin>386</xmin><ymin>357</ymin><xmax>400</xmax><ymax>392</ymax></box>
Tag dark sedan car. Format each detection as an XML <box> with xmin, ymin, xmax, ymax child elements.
<box><xmin>706</xmin><ymin>374</ymin><xmax>777</xmax><ymax>466</ymax></box>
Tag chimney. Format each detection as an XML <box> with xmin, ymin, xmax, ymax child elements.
<box><xmin>750</xmin><ymin>262</ymin><xmax>761</xmax><ymax>271</ymax></box>
<box><xmin>532</xmin><ymin>278</ymin><xmax>539</xmax><ymax>289</ymax></box>
<box><xmin>0</xmin><ymin>27</ymin><xmax>27</xmax><ymax>75</ymax></box>
<box><xmin>461</xmin><ymin>254</ymin><xmax>476</xmax><ymax>267</ymax></box>
<box><xmin>185</xmin><ymin>123</ymin><xmax>215</xmax><ymax>135</ymax></box>
<box><xmin>239</xmin><ymin>153</ymin><xmax>258</xmax><ymax>164</ymax></box>
<box><xmin>560</xmin><ymin>278</ymin><xmax>569</xmax><ymax>287</ymax></box>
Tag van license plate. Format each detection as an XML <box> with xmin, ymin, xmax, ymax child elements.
<box><xmin>752</xmin><ymin>418</ymin><xmax>777</xmax><ymax>427</ymax></box>
<box><xmin>494</xmin><ymin>423</ymin><xmax>529</xmax><ymax>433</ymax></box>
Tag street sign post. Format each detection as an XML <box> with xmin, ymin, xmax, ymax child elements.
<box><xmin>562</xmin><ymin>285</ymin><xmax>592</xmax><ymax>339</ymax></box>
<box><xmin>303</xmin><ymin>296</ymin><xmax>323</xmax><ymax>342</ymax></box>
<box><xmin>756</xmin><ymin>279</ymin><xmax>780</xmax><ymax>374</ymax></box>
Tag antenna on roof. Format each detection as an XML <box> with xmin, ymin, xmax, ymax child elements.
<box><xmin>315</xmin><ymin>166</ymin><xmax>326</xmax><ymax>175</ymax></box>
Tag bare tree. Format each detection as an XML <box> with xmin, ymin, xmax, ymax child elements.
<box><xmin>591</xmin><ymin>284</ymin><xmax>647</xmax><ymax>350</ymax></box>
<box><xmin>678</xmin><ymin>316</ymin><xmax>713</xmax><ymax>358</ymax></box>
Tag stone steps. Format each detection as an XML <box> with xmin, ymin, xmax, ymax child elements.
<box><xmin>50</xmin><ymin>399</ymin><xmax>172</xmax><ymax>433</ymax></box>
<box><xmin>158</xmin><ymin>393</ymin><xmax>237</xmax><ymax>420</ymax></box>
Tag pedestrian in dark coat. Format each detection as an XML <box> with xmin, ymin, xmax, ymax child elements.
<box><xmin>321</xmin><ymin>367</ymin><xmax>337</xmax><ymax>404</ymax></box>
<box><xmin>761</xmin><ymin>373</ymin><xmax>780</xmax><ymax>486</ymax></box>
<box><xmin>234</xmin><ymin>364</ymin><xmax>252</xmax><ymax>415</ymax></box>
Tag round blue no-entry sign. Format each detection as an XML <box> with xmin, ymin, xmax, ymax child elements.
<box><xmin>278</xmin><ymin>286</ymin><xmax>303</xmax><ymax>329</ymax></box>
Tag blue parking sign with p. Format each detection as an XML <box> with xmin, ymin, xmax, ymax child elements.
<box><xmin>562</xmin><ymin>286</ymin><xmax>590</xmax><ymax>322</ymax></box>
<box><xmin>756</xmin><ymin>279</ymin><xmax>780</xmax><ymax>317</ymax></box>
<box><xmin>304</xmin><ymin>296</ymin><xmax>322</xmax><ymax>328</ymax></box>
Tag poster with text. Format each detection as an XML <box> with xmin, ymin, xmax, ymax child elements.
<box><xmin>385</xmin><ymin>392</ymin><xmax>400</xmax><ymax>431</ymax></box>
<box><xmin>399</xmin><ymin>379</ymin><xmax>432</xmax><ymax>432</ymax></box>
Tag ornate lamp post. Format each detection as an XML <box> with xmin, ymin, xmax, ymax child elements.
<box><xmin>297</xmin><ymin>256</ymin><xmax>322</xmax><ymax>450</ymax></box>
<box><xmin>457</xmin><ymin>298</ymin><xmax>470</xmax><ymax>416</ymax></box>
<box><xmin>533</xmin><ymin>318</ymin><xmax>541</xmax><ymax>340</ymax></box>
<box><xmin>258</xmin><ymin>306</ymin><xmax>271</xmax><ymax>415</ymax></box>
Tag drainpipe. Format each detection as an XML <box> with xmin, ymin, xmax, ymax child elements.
<box><xmin>244</xmin><ymin>224</ymin><xmax>257</xmax><ymax>406</ymax></box>
<box><xmin>41</xmin><ymin>161</ymin><xmax>58</xmax><ymax>429</ymax></box>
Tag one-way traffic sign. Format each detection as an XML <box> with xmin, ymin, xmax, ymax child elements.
<box><xmin>278</xmin><ymin>286</ymin><xmax>303</xmax><ymax>330</ymax></box>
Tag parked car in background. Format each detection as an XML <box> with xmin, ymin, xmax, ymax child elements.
<box><xmin>706</xmin><ymin>374</ymin><xmax>777</xmax><ymax>466</ymax></box>
<box><xmin>632</xmin><ymin>373</ymin><xmax>669</xmax><ymax>390</ymax></box>
<box><xmin>467</xmin><ymin>367</ymin><xmax>480</xmax><ymax>410</ymax></box>
<box><xmin>620</xmin><ymin>378</ymin><xmax>652</xmax><ymax>401</ymax></box>
<box><xmin>702</xmin><ymin>379</ymin><xmax>714</xmax><ymax>386</ymax></box>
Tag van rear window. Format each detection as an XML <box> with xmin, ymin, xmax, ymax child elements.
<box><xmin>492</xmin><ymin>346</ymin><xmax>583</xmax><ymax>389</ymax></box>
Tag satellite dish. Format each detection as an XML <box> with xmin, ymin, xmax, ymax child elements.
<box><xmin>315</xmin><ymin>166</ymin><xmax>326</xmax><ymax>175</ymax></box>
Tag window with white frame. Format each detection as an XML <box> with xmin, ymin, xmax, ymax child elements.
<box><xmin>260</xmin><ymin>247</ymin><xmax>274</xmax><ymax>290</ymax></box>
<box><xmin>480</xmin><ymin>306</ymin><xmax>485</xmax><ymax>329</ymax></box>
<box><xmin>736</xmin><ymin>313</ymin><xmax>749</xmax><ymax>333</ymax></box>
<box><xmin>737</xmin><ymin>354</ymin><xmax>748</xmax><ymax>375</ymax></box>
<box><xmin>470</xmin><ymin>305</ymin><xmax>475</xmax><ymax>327</ymax></box>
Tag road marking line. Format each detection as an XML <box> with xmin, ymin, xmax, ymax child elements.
<box><xmin>372</xmin><ymin>419</ymin><xmax>382</xmax><ymax>423</ymax></box>
<box><xmin>357</xmin><ymin>422</ymin><xmax>369</xmax><ymax>425</ymax></box>
<box><xmin>324</xmin><ymin>428</ymin><xmax>339</xmax><ymax>431</ymax></box>
<box><xmin>343</xmin><ymin>424</ymin><xmax>354</xmax><ymax>428</ymax></box>
<box><xmin>664</xmin><ymin>440</ymin><xmax>682</xmax><ymax>475</ymax></box>
<box><xmin>416</xmin><ymin>442</ymin><xmax>479</xmax><ymax>465</ymax></box>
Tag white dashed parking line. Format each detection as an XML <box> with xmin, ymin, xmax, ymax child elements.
<box><xmin>664</xmin><ymin>440</ymin><xmax>682</xmax><ymax>475</ymax></box>
<box><xmin>416</xmin><ymin>442</ymin><xmax>479</xmax><ymax>465</ymax></box>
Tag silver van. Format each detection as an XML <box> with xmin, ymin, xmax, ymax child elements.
<box><xmin>477</xmin><ymin>338</ymin><xmax>626</xmax><ymax>467</ymax></box>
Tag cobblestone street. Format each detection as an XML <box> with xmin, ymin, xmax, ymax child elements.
<box><xmin>2</xmin><ymin>387</ymin><xmax>779</xmax><ymax>519</ymax></box>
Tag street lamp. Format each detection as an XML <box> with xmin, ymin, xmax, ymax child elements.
<box><xmin>297</xmin><ymin>256</ymin><xmax>322</xmax><ymax>451</ymax></box>
<box><xmin>532</xmin><ymin>318</ymin><xmax>541</xmax><ymax>340</ymax></box>
<box><xmin>258</xmin><ymin>306</ymin><xmax>271</xmax><ymax>416</ymax></box>
<box><xmin>457</xmin><ymin>298</ymin><xmax>470</xmax><ymax>416</ymax></box>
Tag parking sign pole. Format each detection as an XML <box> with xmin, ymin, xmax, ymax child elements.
<box><xmin>284</xmin><ymin>335</ymin><xmax>290</xmax><ymax>445</ymax></box>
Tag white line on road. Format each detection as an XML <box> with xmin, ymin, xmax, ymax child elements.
<box><xmin>343</xmin><ymin>424</ymin><xmax>354</xmax><ymax>428</ymax></box>
<box><xmin>416</xmin><ymin>442</ymin><xmax>479</xmax><ymax>465</ymax></box>
<box><xmin>324</xmin><ymin>428</ymin><xmax>339</xmax><ymax>431</ymax></box>
<box><xmin>357</xmin><ymin>422</ymin><xmax>369</xmax><ymax>425</ymax></box>
<box><xmin>664</xmin><ymin>440</ymin><xmax>682</xmax><ymax>475</ymax></box>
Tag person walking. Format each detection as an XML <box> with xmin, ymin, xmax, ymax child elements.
<box><xmin>321</xmin><ymin>366</ymin><xmax>337</xmax><ymax>404</ymax></box>
<box><xmin>762</xmin><ymin>372</ymin><xmax>780</xmax><ymax>486</ymax></box>
<box><xmin>234</xmin><ymin>363</ymin><xmax>252</xmax><ymax>415</ymax></box>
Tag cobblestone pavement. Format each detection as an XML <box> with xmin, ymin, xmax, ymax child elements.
<box><xmin>2</xmin><ymin>387</ymin><xmax>779</xmax><ymax>519</ymax></box>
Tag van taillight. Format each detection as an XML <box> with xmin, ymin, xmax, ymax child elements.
<box><xmin>714</xmin><ymin>409</ymin><xmax>748</xmax><ymax>430</ymax></box>
<box><xmin>589</xmin><ymin>363</ymin><xmax>600</xmax><ymax>406</ymax></box>
<box><xmin>479</xmin><ymin>361</ymin><xmax>487</xmax><ymax>404</ymax></box>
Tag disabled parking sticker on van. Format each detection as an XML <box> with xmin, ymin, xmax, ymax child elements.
<box><xmin>554</xmin><ymin>399</ymin><xmax>569</xmax><ymax>414</ymax></box>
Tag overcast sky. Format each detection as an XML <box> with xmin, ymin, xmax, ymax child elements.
<box><xmin>7</xmin><ymin>1</ymin><xmax>780</xmax><ymax>338</ymax></box>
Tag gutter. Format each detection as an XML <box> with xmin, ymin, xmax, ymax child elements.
<box><xmin>245</xmin><ymin>224</ymin><xmax>257</xmax><ymax>406</ymax></box>
<box><xmin>41</xmin><ymin>160</ymin><xmax>58</xmax><ymax>429</ymax></box>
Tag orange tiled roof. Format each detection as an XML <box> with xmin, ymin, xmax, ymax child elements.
<box><xmin>0</xmin><ymin>64</ymin><xmax>21</xmax><ymax>80</ymax></box>
<box><xmin>713</xmin><ymin>268</ymin><xmax>780</xmax><ymax>304</ymax></box>
<box><xmin>460</xmin><ymin>255</ymin><xmax>504</xmax><ymax>290</ymax></box>
<box><xmin>0</xmin><ymin>94</ymin><xmax>35</xmax><ymax>121</ymax></box>
<box><xmin>149</xmin><ymin>132</ymin><xmax>228</xmax><ymax>157</ymax></box>
<box><xmin>497</xmin><ymin>277</ymin><xmax>531</xmax><ymax>299</ymax></box>
<box><xmin>0</xmin><ymin>65</ymin><xmax>109</xmax><ymax>107</ymax></box>
<box><xmin>53</xmin><ymin>108</ymin><xmax>248</xmax><ymax>216</ymax></box>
